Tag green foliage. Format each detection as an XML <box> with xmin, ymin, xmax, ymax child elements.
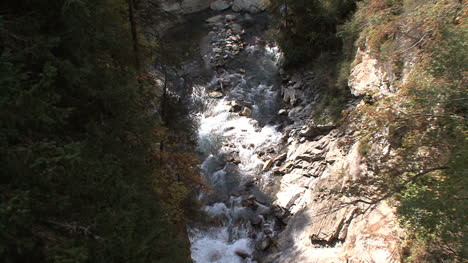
<box><xmin>345</xmin><ymin>0</ymin><xmax>467</xmax><ymax>261</ymax></box>
<box><xmin>269</xmin><ymin>0</ymin><xmax>357</xmax><ymax>67</ymax></box>
<box><xmin>0</xmin><ymin>0</ymin><xmax>195</xmax><ymax>262</ymax></box>
<box><xmin>268</xmin><ymin>0</ymin><xmax>358</xmax><ymax>121</ymax></box>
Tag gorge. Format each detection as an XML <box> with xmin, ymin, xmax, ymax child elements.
<box><xmin>1</xmin><ymin>0</ymin><xmax>465</xmax><ymax>262</ymax></box>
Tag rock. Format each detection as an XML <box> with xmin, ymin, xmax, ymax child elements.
<box><xmin>224</xmin><ymin>126</ymin><xmax>235</xmax><ymax>132</ymax></box>
<box><xmin>244</xmin><ymin>179</ymin><xmax>256</xmax><ymax>187</ymax></box>
<box><xmin>248</xmin><ymin>195</ymin><xmax>256</xmax><ymax>201</ymax></box>
<box><xmin>225</xmin><ymin>14</ymin><xmax>237</xmax><ymax>21</ymax></box>
<box><xmin>224</xmin><ymin>162</ymin><xmax>239</xmax><ymax>174</ymax></box>
<box><xmin>208</xmin><ymin>91</ymin><xmax>224</xmax><ymax>98</ymax></box>
<box><xmin>240</xmin><ymin>107</ymin><xmax>252</xmax><ymax>117</ymax></box>
<box><xmin>235</xmin><ymin>250</ymin><xmax>250</xmax><ymax>259</ymax></box>
<box><xmin>263</xmin><ymin>159</ymin><xmax>274</xmax><ymax>171</ymax></box>
<box><xmin>251</xmin><ymin>215</ymin><xmax>263</xmax><ymax>226</ymax></box>
<box><xmin>180</xmin><ymin>0</ymin><xmax>212</xmax><ymax>13</ymax></box>
<box><xmin>224</xmin><ymin>153</ymin><xmax>240</xmax><ymax>164</ymax></box>
<box><xmin>299</xmin><ymin>124</ymin><xmax>335</xmax><ymax>138</ymax></box>
<box><xmin>348</xmin><ymin>50</ymin><xmax>395</xmax><ymax>96</ymax></box>
<box><xmin>161</xmin><ymin>0</ymin><xmax>212</xmax><ymax>14</ymax></box>
<box><xmin>278</xmin><ymin>109</ymin><xmax>288</xmax><ymax>116</ymax></box>
<box><xmin>282</xmin><ymin>88</ymin><xmax>300</xmax><ymax>106</ymax></box>
<box><xmin>232</xmin><ymin>0</ymin><xmax>267</xmax><ymax>13</ymax></box>
<box><xmin>255</xmin><ymin>237</ymin><xmax>271</xmax><ymax>251</ymax></box>
<box><xmin>210</xmin><ymin>0</ymin><xmax>231</xmax><ymax>11</ymax></box>
<box><xmin>206</xmin><ymin>14</ymin><xmax>225</xmax><ymax>24</ymax></box>
<box><xmin>230</xmin><ymin>101</ymin><xmax>243</xmax><ymax>112</ymax></box>
<box><xmin>241</xmin><ymin>198</ymin><xmax>254</xmax><ymax>207</ymax></box>
<box><xmin>272</xmin><ymin>168</ymin><xmax>284</xmax><ymax>176</ymax></box>
<box><xmin>274</xmin><ymin>153</ymin><xmax>287</xmax><ymax>165</ymax></box>
<box><xmin>231</xmin><ymin>23</ymin><xmax>243</xmax><ymax>34</ymax></box>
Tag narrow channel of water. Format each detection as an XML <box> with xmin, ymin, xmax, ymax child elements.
<box><xmin>160</xmin><ymin>11</ymin><xmax>284</xmax><ymax>262</ymax></box>
<box><xmin>187</xmin><ymin>12</ymin><xmax>283</xmax><ymax>262</ymax></box>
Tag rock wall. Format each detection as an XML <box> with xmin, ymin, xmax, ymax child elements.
<box><xmin>257</xmin><ymin>68</ymin><xmax>404</xmax><ymax>262</ymax></box>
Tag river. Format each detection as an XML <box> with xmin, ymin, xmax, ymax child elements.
<box><xmin>178</xmin><ymin>11</ymin><xmax>284</xmax><ymax>263</ymax></box>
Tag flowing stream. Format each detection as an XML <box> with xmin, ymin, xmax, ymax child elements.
<box><xmin>163</xmin><ymin>11</ymin><xmax>284</xmax><ymax>262</ymax></box>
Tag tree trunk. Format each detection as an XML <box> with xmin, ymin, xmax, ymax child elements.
<box><xmin>127</xmin><ymin>0</ymin><xmax>141</xmax><ymax>72</ymax></box>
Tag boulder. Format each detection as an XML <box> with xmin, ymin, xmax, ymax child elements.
<box><xmin>348</xmin><ymin>50</ymin><xmax>395</xmax><ymax>96</ymax></box>
<box><xmin>278</xmin><ymin>109</ymin><xmax>288</xmax><ymax>116</ymax></box>
<box><xmin>232</xmin><ymin>0</ymin><xmax>267</xmax><ymax>13</ymax></box>
<box><xmin>225</xmin><ymin>14</ymin><xmax>238</xmax><ymax>21</ymax></box>
<box><xmin>299</xmin><ymin>124</ymin><xmax>335</xmax><ymax>139</ymax></box>
<box><xmin>255</xmin><ymin>237</ymin><xmax>272</xmax><ymax>251</ymax></box>
<box><xmin>230</xmin><ymin>101</ymin><xmax>243</xmax><ymax>112</ymax></box>
<box><xmin>263</xmin><ymin>159</ymin><xmax>274</xmax><ymax>171</ymax></box>
<box><xmin>274</xmin><ymin>153</ymin><xmax>287</xmax><ymax>166</ymax></box>
<box><xmin>240</xmin><ymin>107</ymin><xmax>252</xmax><ymax>117</ymax></box>
<box><xmin>235</xmin><ymin>250</ymin><xmax>250</xmax><ymax>259</ymax></box>
<box><xmin>208</xmin><ymin>91</ymin><xmax>224</xmax><ymax>98</ymax></box>
<box><xmin>206</xmin><ymin>14</ymin><xmax>225</xmax><ymax>24</ymax></box>
<box><xmin>210</xmin><ymin>0</ymin><xmax>231</xmax><ymax>11</ymax></box>
<box><xmin>251</xmin><ymin>215</ymin><xmax>263</xmax><ymax>226</ymax></box>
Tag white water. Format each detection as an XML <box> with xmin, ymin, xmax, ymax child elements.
<box><xmin>189</xmin><ymin>41</ymin><xmax>283</xmax><ymax>262</ymax></box>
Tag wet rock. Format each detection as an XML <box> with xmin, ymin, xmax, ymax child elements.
<box><xmin>263</xmin><ymin>159</ymin><xmax>274</xmax><ymax>171</ymax></box>
<box><xmin>229</xmin><ymin>101</ymin><xmax>243</xmax><ymax>112</ymax></box>
<box><xmin>272</xmin><ymin>205</ymin><xmax>287</xmax><ymax>219</ymax></box>
<box><xmin>231</xmin><ymin>23</ymin><xmax>243</xmax><ymax>34</ymax></box>
<box><xmin>244</xmin><ymin>179</ymin><xmax>256</xmax><ymax>187</ymax></box>
<box><xmin>272</xmin><ymin>168</ymin><xmax>284</xmax><ymax>176</ymax></box>
<box><xmin>255</xmin><ymin>237</ymin><xmax>272</xmax><ymax>251</ymax></box>
<box><xmin>224</xmin><ymin>153</ymin><xmax>241</xmax><ymax>164</ymax></box>
<box><xmin>240</xmin><ymin>107</ymin><xmax>252</xmax><ymax>117</ymax></box>
<box><xmin>208</xmin><ymin>91</ymin><xmax>224</xmax><ymax>98</ymax></box>
<box><xmin>206</xmin><ymin>15</ymin><xmax>225</xmax><ymax>24</ymax></box>
<box><xmin>278</xmin><ymin>109</ymin><xmax>288</xmax><ymax>116</ymax></box>
<box><xmin>210</xmin><ymin>0</ymin><xmax>231</xmax><ymax>11</ymax></box>
<box><xmin>224</xmin><ymin>162</ymin><xmax>239</xmax><ymax>174</ymax></box>
<box><xmin>266</xmin><ymin>147</ymin><xmax>275</xmax><ymax>153</ymax></box>
<box><xmin>251</xmin><ymin>215</ymin><xmax>263</xmax><ymax>226</ymax></box>
<box><xmin>209</xmin><ymin>251</ymin><xmax>222</xmax><ymax>261</ymax></box>
<box><xmin>225</xmin><ymin>14</ymin><xmax>237</xmax><ymax>21</ymax></box>
<box><xmin>235</xmin><ymin>250</ymin><xmax>250</xmax><ymax>259</ymax></box>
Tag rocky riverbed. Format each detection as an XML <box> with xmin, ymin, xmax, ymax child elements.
<box><xmin>158</xmin><ymin>4</ymin><xmax>404</xmax><ymax>262</ymax></box>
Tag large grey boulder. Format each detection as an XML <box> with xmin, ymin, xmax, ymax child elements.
<box><xmin>210</xmin><ymin>0</ymin><xmax>231</xmax><ymax>11</ymax></box>
<box><xmin>160</xmin><ymin>0</ymin><xmax>212</xmax><ymax>14</ymax></box>
<box><xmin>232</xmin><ymin>0</ymin><xmax>267</xmax><ymax>13</ymax></box>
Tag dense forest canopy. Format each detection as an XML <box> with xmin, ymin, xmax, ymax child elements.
<box><xmin>0</xmin><ymin>0</ymin><xmax>200</xmax><ymax>262</ymax></box>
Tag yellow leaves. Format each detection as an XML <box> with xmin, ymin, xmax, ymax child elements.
<box><xmin>151</xmin><ymin>142</ymin><xmax>207</xmax><ymax>224</ymax></box>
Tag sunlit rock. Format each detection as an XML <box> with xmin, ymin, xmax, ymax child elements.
<box><xmin>210</xmin><ymin>0</ymin><xmax>231</xmax><ymax>11</ymax></box>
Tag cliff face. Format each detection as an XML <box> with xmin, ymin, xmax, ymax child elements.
<box><xmin>257</xmin><ymin>64</ymin><xmax>404</xmax><ymax>262</ymax></box>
